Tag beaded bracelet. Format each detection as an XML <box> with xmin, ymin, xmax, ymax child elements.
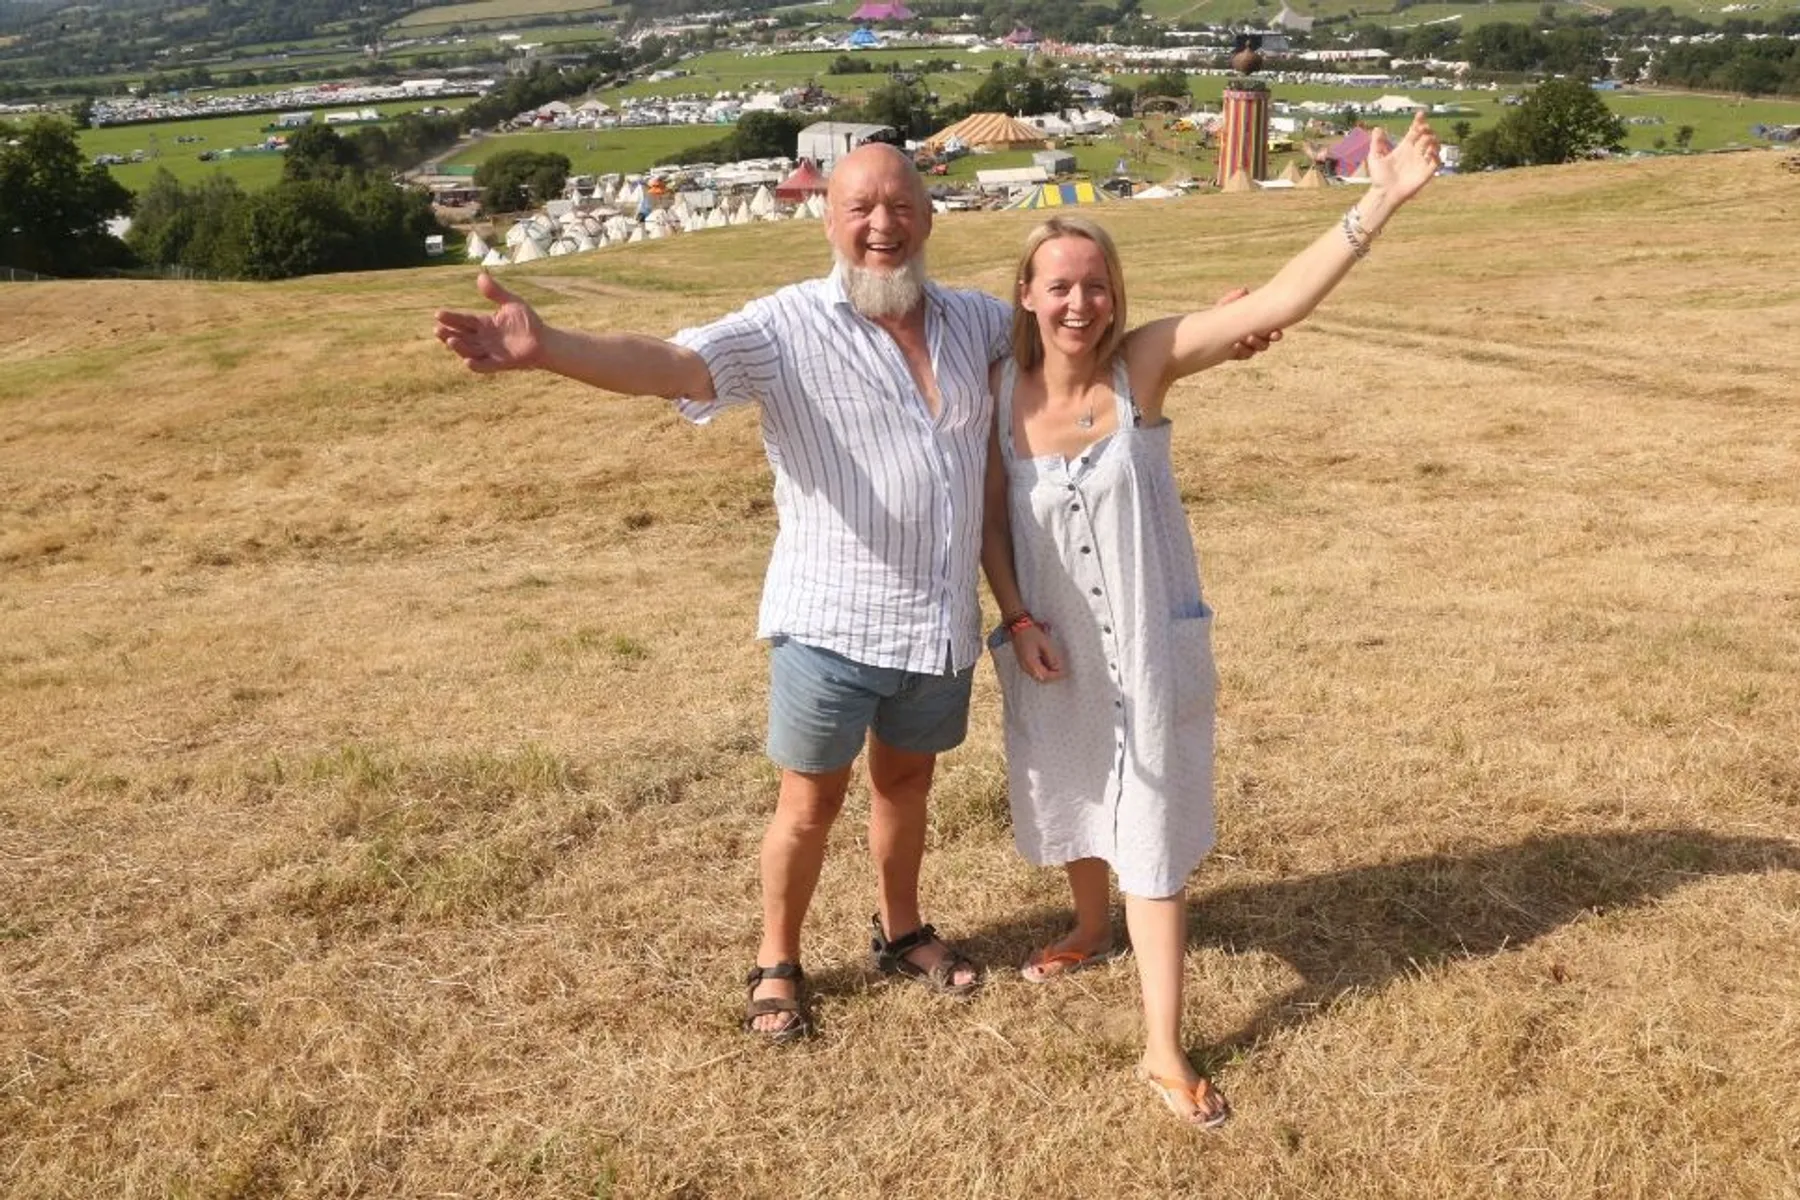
<box><xmin>1341</xmin><ymin>205</ymin><xmax>1375</xmax><ymax>260</ymax></box>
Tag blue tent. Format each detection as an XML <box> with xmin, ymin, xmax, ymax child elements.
<box><xmin>846</xmin><ymin>27</ymin><xmax>883</xmax><ymax>48</ymax></box>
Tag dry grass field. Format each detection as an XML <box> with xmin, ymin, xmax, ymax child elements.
<box><xmin>4</xmin><ymin>152</ymin><xmax>1799</xmax><ymax>1199</ymax></box>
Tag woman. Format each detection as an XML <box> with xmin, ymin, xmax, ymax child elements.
<box><xmin>982</xmin><ymin>113</ymin><xmax>1442</xmax><ymax>1127</ymax></box>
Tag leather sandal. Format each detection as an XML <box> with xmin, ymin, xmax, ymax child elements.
<box><xmin>869</xmin><ymin>914</ymin><xmax>983</xmax><ymax>997</ymax></box>
<box><xmin>742</xmin><ymin>962</ymin><xmax>811</xmax><ymax>1044</ymax></box>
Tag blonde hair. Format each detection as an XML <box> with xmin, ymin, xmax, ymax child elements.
<box><xmin>1009</xmin><ymin>216</ymin><xmax>1129</xmax><ymax>372</ymax></box>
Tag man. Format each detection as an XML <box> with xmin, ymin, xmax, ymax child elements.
<box><xmin>434</xmin><ymin>143</ymin><xmax>1274</xmax><ymax>1041</ymax></box>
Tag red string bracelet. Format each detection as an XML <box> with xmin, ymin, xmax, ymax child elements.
<box><xmin>1004</xmin><ymin>611</ymin><xmax>1039</xmax><ymax>638</ymax></box>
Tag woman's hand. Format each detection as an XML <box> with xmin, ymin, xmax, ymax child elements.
<box><xmin>1366</xmin><ymin>111</ymin><xmax>1443</xmax><ymax>204</ymax></box>
<box><xmin>1011</xmin><ymin>624</ymin><xmax>1065</xmax><ymax>683</ymax></box>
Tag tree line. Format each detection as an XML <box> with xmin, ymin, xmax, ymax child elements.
<box><xmin>1332</xmin><ymin>13</ymin><xmax>1800</xmax><ymax>97</ymax></box>
<box><xmin>125</xmin><ymin>123</ymin><xmax>446</xmax><ymax>280</ymax></box>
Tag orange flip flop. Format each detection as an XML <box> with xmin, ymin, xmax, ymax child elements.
<box><xmin>1136</xmin><ymin>1065</ymin><xmax>1231</xmax><ymax>1129</ymax></box>
<box><xmin>1019</xmin><ymin>942</ymin><xmax>1118</xmax><ymax>983</ymax></box>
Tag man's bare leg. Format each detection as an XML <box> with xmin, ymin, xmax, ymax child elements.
<box><xmin>749</xmin><ymin>764</ymin><xmax>852</xmax><ymax>1033</ymax></box>
<box><xmin>866</xmin><ymin>734</ymin><xmax>978</xmax><ymax>987</ymax></box>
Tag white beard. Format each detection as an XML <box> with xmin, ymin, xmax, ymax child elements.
<box><xmin>838</xmin><ymin>252</ymin><xmax>928</xmax><ymax>319</ymax></box>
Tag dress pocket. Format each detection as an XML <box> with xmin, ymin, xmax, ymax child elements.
<box><xmin>1169</xmin><ymin>605</ymin><xmax>1218</xmax><ymax>719</ymax></box>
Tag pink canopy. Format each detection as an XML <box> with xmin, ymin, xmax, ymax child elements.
<box><xmin>851</xmin><ymin>1</ymin><xmax>914</xmax><ymax>18</ymax></box>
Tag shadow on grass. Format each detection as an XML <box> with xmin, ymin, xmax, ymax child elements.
<box><xmin>965</xmin><ymin>827</ymin><xmax>1799</xmax><ymax>1060</ymax></box>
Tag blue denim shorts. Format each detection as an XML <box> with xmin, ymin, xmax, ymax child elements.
<box><xmin>766</xmin><ymin>637</ymin><xmax>975</xmax><ymax>774</ymax></box>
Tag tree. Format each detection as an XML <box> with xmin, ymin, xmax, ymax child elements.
<box><xmin>730</xmin><ymin>111</ymin><xmax>809</xmax><ymax>160</ymax></box>
<box><xmin>827</xmin><ymin>53</ymin><xmax>874</xmax><ymax>75</ymax></box>
<box><xmin>473</xmin><ymin>149</ymin><xmax>572</xmax><ymax>214</ymax></box>
<box><xmin>1458</xmin><ymin>78</ymin><xmax>1624</xmax><ymax>170</ymax></box>
<box><xmin>124</xmin><ymin>168</ymin><xmax>201</xmax><ymax>268</ymax></box>
<box><xmin>1675</xmin><ymin>124</ymin><xmax>1696</xmax><ymax>149</ymax></box>
<box><xmin>1461</xmin><ymin>22</ymin><xmax>1550</xmax><ymax>73</ymax></box>
<box><xmin>1543</xmin><ymin>26</ymin><xmax>1608</xmax><ymax>78</ymax></box>
<box><xmin>0</xmin><ymin>117</ymin><xmax>134</xmax><ymax>277</ymax></box>
<box><xmin>954</xmin><ymin>61</ymin><xmax>1073</xmax><ymax>118</ymax></box>
<box><xmin>1135</xmin><ymin>69</ymin><xmax>1190</xmax><ymax>108</ymax></box>
<box><xmin>1510</xmin><ymin>77</ymin><xmax>1625</xmax><ymax>164</ymax></box>
<box><xmin>283</xmin><ymin>123</ymin><xmax>365</xmax><ymax>183</ymax></box>
<box><xmin>236</xmin><ymin>180</ymin><xmax>360</xmax><ymax>280</ymax></box>
<box><xmin>861</xmin><ymin>76</ymin><xmax>936</xmax><ymax>141</ymax></box>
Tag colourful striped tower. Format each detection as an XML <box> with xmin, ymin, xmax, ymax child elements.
<box><xmin>1215</xmin><ymin>85</ymin><xmax>1270</xmax><ymax>186</ymax></box>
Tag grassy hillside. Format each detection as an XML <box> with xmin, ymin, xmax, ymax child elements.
<box><xmin>1134</xmin><ymin>0</ymin><xmax>1727</xmax><ymax>27</ymax></box>
<box><xmin>3</xmin><ymin>150</ymin><xmax>1799</xmax><ymax>1197</ymax></box>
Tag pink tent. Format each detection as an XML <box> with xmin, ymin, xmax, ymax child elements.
<box><xmin>851</xmin><ymin>1</ymin><xmax>914</xmax><ymax>18</ymax></box>
<box><xmin>1327</xmin><ymin>126</ymin><xmax>1373</xmax><ymax>176</ymax></box>
<box><xmin>775</xmin><ymin>159</ymin><xmax>829</xmax><ymax>202</ymax></box>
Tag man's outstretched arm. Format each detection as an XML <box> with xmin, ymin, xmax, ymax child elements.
<box><xmin>434</xmin><ymin>271</ymin><xmax>716</xmax><ymax>402</ymax></box>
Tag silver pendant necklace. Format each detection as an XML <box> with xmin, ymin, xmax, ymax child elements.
<box><xmin>1075</xmin><ymin>406</ymin><xmax>1095</xmax><ymax>430</ymax></box>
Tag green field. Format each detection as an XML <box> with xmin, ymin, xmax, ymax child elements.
<box><xmin>598</xmin><ymin>46</ymin><xmax>1009</xmax><ymax>104</ymax></box>
<box><xmin>443</xmin><ymin>124</ymin><xmax>737</xmax><ymax>176</ymax></box>
<box><xmin>70</xmin><ymin>68</ymin><xmax>1799</xmax><ymax>201</ymax></box>
<box><xmin>1145</xmin><ymin>79</ymin><xmax>1800</xmax><ymax>154</ymax></box>
<box><xmin>79</xmin><ymin>99</ymin><xmax>471</xmax><ymax>193</ymax></box>
<box><xmin>393</xmin><ymin>0</ymin><xmax>613</xmax><ymax>28</ymax></box>
<box><xmin>482</xmin><ymin>24</ymin><xmax>616</xmax><ymax>46</ymax></box>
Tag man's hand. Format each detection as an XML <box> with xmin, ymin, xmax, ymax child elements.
<box><xmin>434</xmin><ymin>271</ymin><xmax>546</xmax><ymax>373</ymax></box>
<box><xmin>1011</xmin><ymin>624</ymin><xmax>1066</xmax><ymax>683</ymax></box>
<box><xmin>1215</xmin><ymin>285</ymin><xmax>1283</xmax><ymax>361</ymax></box>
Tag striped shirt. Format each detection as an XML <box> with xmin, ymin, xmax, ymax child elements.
<box><xmin>672</xmin><ymin>268</ymin><xmax>1012</xmax><ymax>675</ymax></box>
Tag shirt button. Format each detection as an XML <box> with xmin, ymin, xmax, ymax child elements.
<box><xmin>1090</xmin><ymin>587</ymin><xmax>1101</xmax><ymax>596</ymax></box>
<box><xmin>1080</xmin><ymin>546</ymin><xmax>1091</xmax><ymax>554</ymax></box>
<box><xmin>1080</xmin><ymin>457</ymin><xmax>1090</xmax><ymax>465</ymax></box>
<box><xmin>1070</xmin><ymin>503</ymin><xmax>1080</xmax><ymax>512</ymax></box>
<box><xmin>1102</xmin><ymin>624</ymin><xmax>1112</xmax><ymax>634</ymax></box>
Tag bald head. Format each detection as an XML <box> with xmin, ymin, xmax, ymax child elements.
<box><xmin>824</xmin><ymin>142</ymin><xmax>933</xmax><ymax>319</ymax></box>
<box><xmin>826</xmin><ymin>142</ymin><xmax>930</xmax><ymax>216</ymax></box>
